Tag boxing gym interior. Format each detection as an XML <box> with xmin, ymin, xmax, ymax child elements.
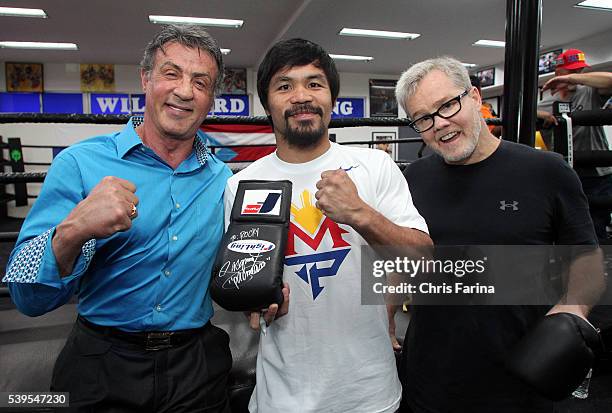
<box><xmin>1</xmin><ymin>0</ymin><xmax>612</xmax><ymax>412</ymax></box>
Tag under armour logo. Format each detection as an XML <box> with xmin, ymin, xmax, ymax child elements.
<box><xmin>500</xmin><ymin>200</ymin><xmax>519</xmax><ymax>211</ymax></box>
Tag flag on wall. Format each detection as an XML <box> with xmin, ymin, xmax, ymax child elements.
<box><xmin>200</xmin><ymin>124</ymin><xmax>276</xmax><ymax>163</ymax></box>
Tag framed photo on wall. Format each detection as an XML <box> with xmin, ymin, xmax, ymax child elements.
<box><xmin>5</xmin><ymin>62</ymin><xmax>44</xmax><ymax>92</ymax></box>
<box><xmin>80</xmin><ymin>64</ymin><xmax>115</xmax><ymax>92</ymax></box>
<box><xmin>372</xmin><ymin>131</ymin><xmax>397</xmax><ymax>161</ymax></box>
<box><xmin>482</xmin><ymin>96</ymin><xmax>500</xmax><ymax>117</ymax></box>
<box><xmin>539</xmin><ymin>49</ymin><xmax>562</xmax><ymax>75</ymax></box>
<box><xmin>369</xmin><ymin>79</ymin><xmax>398</xmax><ymax>118</ymax></box>
<box><xmin>222</xmin><ymin>68</ymin><xmax>247</xmax><ymax>94</ymax></box>
<box><xmin>476</xmin><ymin>67</ymin><xmax>495</xmax><ymax>87</ymax></box>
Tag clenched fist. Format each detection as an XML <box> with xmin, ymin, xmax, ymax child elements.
<box><xmin>314</xmin><ymin>169</ymin><xmax>370</xmax><ymax>226</ymax></box>
<box><xmin>60</xmin><ymin>176</ymin><xmax>139</xmax><ymax>243</ymax></box>
<box><xmin>53</xmin><ymin>176</ymin><xmax>139</xmax><ymax>276</ymax></box>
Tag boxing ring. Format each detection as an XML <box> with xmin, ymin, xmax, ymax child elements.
<box><xmin>1</xmin><ymin>0</ymin><xmax>612</xmax><ymax>409</ymax></box>
<box><xmin>0</xmin><ymin>108</ymin><xmax>611</xmax><ymax>411</ymax></box>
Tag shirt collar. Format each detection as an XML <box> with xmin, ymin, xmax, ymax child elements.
<box><xmin>118</xmin><ymin>116</ymin><xmax>209</xmax><ymax>167</ymax></box>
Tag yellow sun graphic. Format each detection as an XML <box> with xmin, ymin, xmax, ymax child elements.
<box><xmin>290</xmin><ymin>190</ymin><xmax>323</xmax><ymax>235</ymax></box>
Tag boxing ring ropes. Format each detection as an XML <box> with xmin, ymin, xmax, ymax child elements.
<box><xmin>0</xmin><ymin>109</ymin><xmax>610</xmax><ymax>284</ymax></box>
<box><xmin>0</xmin><ymin>111</ymin><xmax>611</xmax><ymax>411</ymax></box>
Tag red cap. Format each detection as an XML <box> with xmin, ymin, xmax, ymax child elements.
<box><xmin>555</xmin><ymin>49</ymin><xmax>589</xmax><ymax>71</ymax></box>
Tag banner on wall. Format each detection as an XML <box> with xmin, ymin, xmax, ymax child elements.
<box><xmin>210</xmin><ymin>94</ymin><xmax>249</xmax><ymax>116</ymax></box>
<box><xmin>332</xmin><ymin>97</ymin><xmax>365</xmax><ymax>118</ymax></box>
<box><xmin>89</xmin><ymin>93</ymin><xmax>145</xmax><ymax>114</ymax></box>
<box><xmin>0</xmin><ymin>92</ymin><xmax>41</xmax><ymax>113</ymax></box>
<box><xmin>118</xmin><ymin>94</ymin><xmax>250</xmax><ymax>116</ymax></box>
<box><xmin>0</xmin><ymin>92</ymin><xmax>251</xmax><ymax>116</ymax></box>
<box><xmin>90</xmin><ymin>93</ymin><xmax>131</xmax><ymax>114</ymax></box>
<box><xmin>42</xmin><ymin>93</ymin><xmax>84</xmax><ymax>114</ymax></box>
<box><xmin>130</xmin><ymin>94</ymin><xmax>146</xmax><ymax>114</ymax></box>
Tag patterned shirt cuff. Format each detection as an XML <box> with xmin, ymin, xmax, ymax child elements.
<box><xmin>2</xmin><ymin>228</ymin><xmax>96</xmax><ymax>283</ymax></box>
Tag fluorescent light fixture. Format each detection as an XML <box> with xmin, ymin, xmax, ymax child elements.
<box><xmin>221</xmin><ymin>48</ymin><xmax>231</xmax><ymax>55</ymax></box>
<box><xmin>339</xmin><ymin>28</ymin><xmax>420</xmax><ymax>40</ymax></box>
<box><xmin>0</xmin><ymin>7</ymin><xmax>47</xmax><ymax>18</ymax></box>
<box><xmin>473</xmin><ymin>39</ymin><xmax>506</xmax><ymax>48</ymax></box>
<box><xmin>575</xmin><ymin>0</ymin><xmax>612</xmax><ymax>11</ymax></box>
<box><xmin>329</xmin><ymin>54</ymin><xmax>373</xmax><ymax>62</ymax></box>
<box><xmin>0</xmin><ymin>41</ymin><xmax>78</xmax><ymax>50</ymax></box>
<box><xmin>462</xmin><ymin>62</ymin><xmax>477</xmax><ymax>68</ymax></box>
<box><xmin>149</xmin><ymin>15</ymin><xmax>243</xmax><ymax>28</ymax></box>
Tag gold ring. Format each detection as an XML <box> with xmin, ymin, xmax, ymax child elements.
<box><xmin>129</xmin><ymin>203</ymin><xmax>137</xmax><ymax>218</ymax></box>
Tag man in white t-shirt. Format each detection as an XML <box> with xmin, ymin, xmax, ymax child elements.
<box><xmin>224</xmin><ymin>38</ymin><xmax>432</xmax><ymax>413</ymax></box>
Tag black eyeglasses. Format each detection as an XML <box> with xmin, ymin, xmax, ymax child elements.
<box><xmin>408</xmin><ymin>90</ymin><xmax>470</xmax><ymax>133</ymax></box>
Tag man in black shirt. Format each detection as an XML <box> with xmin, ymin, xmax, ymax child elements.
<box><xmin>394</xmin><ymin>57</ymin><xmax>601</xmax><ymax>412</ymax></box>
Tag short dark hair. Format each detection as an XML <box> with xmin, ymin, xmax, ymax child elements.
<box><xmin>140</xmin><ymin>24</ymin><xmax>224</xmax><ymax>94</ymax></box>
<box><xmin>257</xmin><ymin>38</ymin><xmax>339</xmax><ymax>111</ymax></box>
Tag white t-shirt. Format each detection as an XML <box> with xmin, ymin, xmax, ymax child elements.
<box><xmin>224</xmin><ymin>142</ymin><xmax>428</xmax><ymax>413</ymax></box>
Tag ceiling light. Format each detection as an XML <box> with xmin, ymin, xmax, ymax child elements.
<box><xmin>0</xmin><ymin>7</ymin><xmax>47</xmax><ymax>18</ymax></box>
<box><xmin>0</xmin><ymin>41</ymin><xmax>78</xmax><ymax>50</ymax></box>
<box><xmin>575</xmin><ymin>0</ymin><xmax>612</xmax><ymax>11</ymax></box>
<box><xmin>339</xmin><ymin>28</ymin><xmax>420</xmax><ymax>40</ymax></box>
<box><xmin>221</xmin><ymin>49</ymin><xmax>231</xmax><ymax>55</ymax></box>
<box><xmin>329</xmin><ymin>54</ymin><xmax>373</xmax><ymax>62</ymax></box>
<box><xmin>149</xmin><ymin>15</ymin><xmax>243</xmax><ymax>28</ymax></box>
<box><xmin>473</xmin><ymin>40</ymin><xmax>506</xmax><ymax>48</ymax></box>
<box><xmin>462</xmin><ymin>63</ymin><xmax>477</xmax><ymax>68</ymax></box>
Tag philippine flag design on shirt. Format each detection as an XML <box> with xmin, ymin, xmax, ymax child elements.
<box><xmin>284</xmin><ymin>189</ymin><xmax>351</xmax><ymax>300</ymax></box>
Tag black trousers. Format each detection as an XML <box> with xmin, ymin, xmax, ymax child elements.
<box><xmin>50</xmin><ymin>318</ymin><xmax>232</xmax><ymax>413</ymax></box>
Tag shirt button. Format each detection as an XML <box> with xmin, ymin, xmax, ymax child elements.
<box><xmin>175</xmin><ymin>203</ymin><xmax>181</xmax><ymax>209</ymax></box>
<box><xmin>164</xmin><ymin>270</ymin><xmax>171</xmax><ymax>276</ymax></box>
<box><xmin>155</xmin><ymin>304</ymin><xmax>162</xmax><ymax>312</ymax></box>
<box><xmin>172</xmin><ymin>235</ymin><xmax>178</xmax><ymax>241</ymax></box>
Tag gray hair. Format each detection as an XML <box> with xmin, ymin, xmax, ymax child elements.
<box><xmin>395</xmin><ymin>56</ymin><xmax>471</xmax><ymax>118</ymax></box>
<box><xmin>140</xmin><ymin>24</ymin><xmax>225</xmax><ymax>94</ymax></box>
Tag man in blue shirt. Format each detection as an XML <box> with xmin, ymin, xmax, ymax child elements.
<box><xmin>3</xmin><ymin>25</ymin><xmax>233</xmax><ymax>412</ymax></box>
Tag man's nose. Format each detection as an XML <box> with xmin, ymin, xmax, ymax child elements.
<box><xmin>289</xmin><ymin>85</ymin><xmax>313</xmax><ymax>104</ymax></box>
<box><xmin>174</xmin><ymin>76</ymin><xmax>194</xmax><ymax>100</ymax></box>
<box><xmin>433</xmin><ymin>114</ymin><xmax>451</xmax><ymax>131</ymax></box>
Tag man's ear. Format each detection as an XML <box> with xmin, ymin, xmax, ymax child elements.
<box><xmin>140</xmin><ymin>68</ymin><xmax>149</xmax><ymax>92</ymax></box>
<box><xmin>470</xmin><ymin>85</ymin><xmax>482</xmax><ymax>106</ymax></box>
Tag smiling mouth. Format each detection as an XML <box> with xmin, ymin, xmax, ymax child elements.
<box><xmin>166</xmin><ymin>103</ymin><xmax>193</xmax><ymax>113</ymax></box>
<box><xmin>439</xmin><ymin>131</ymin><xmax>460</xmax><ymax>143</ymax></box>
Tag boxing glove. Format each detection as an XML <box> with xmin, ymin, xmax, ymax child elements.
<box><xmin>506</xmin><ymin>312</ymin><xmax>603</xmax><ymax>401</ymax></box>
<box><xmin>211</xmin><ymin>180</ymin><xmax>292</xmax><ymax>311</ymax></box>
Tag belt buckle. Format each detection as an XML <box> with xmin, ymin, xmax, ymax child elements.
<box><xmin>144</xmin><ymin>331</ymin><xmax>174</xmax><ymax>351</ymax></box>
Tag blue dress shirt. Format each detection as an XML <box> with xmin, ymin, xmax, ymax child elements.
<box><xmin>3</xmin><ymin>117</ymin><xmax>232</xmax><ymax>331</ymax></box>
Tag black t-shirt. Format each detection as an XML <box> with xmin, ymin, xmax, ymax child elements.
<box><xmin>401</xmin><ymin>140</ymin><xmax>597</xmax><ymax>413</ymax></box>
